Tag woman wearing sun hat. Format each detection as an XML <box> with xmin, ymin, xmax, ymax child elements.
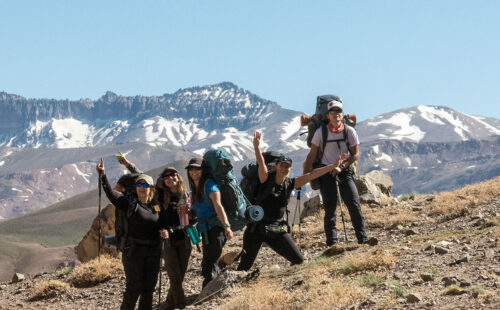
<box><xmin>185</xmin><ymin>157</ymin><xmax>234</xmax><ymax>288</ymax></box>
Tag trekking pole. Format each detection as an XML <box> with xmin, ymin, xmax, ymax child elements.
<box><xmin>335</xmin><ymin>176</ymin><xmax>348</xmax><ymax>243</ymax></box>
<box><xmin>291</xmin><ymin>188</ymin><xmax>302</xmax><ymax>241</ymax></box>
<box><xmin>98</xmin><ymin>170</ymin><xmax>102</xmax><ymax>262</ymax></box>
<box><xmin>158</xmin><ymin>240</ymin><xmax>164</xmax><ymax>309</ymax></box>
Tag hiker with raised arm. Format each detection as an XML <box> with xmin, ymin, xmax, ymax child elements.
<box><xmin>303</xmin><ymin>98</ymin><xmax>373</xmax><ymax>246</ymax></box>
<box><xmin>185</xmin><ymin>157</ymin><xmax>234</xmax><ymax>288</ymax></box>
<box><xmin>116</xmin><ymin>153</ymin><xmax>194</xmax><ymax>310</ymax></box>
<box><xmin>237</xmin><ymin>131</ymin><xmax>345</xmax><ymax>271</ymax></box>
<box><xmin>96</xmin><ymin>158</ymin><xmax>168</xmax><ymax>310</ymax></box>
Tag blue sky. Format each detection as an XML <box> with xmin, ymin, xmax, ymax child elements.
<box><xmin>1</xmin><ymin>1</ymin><xmax>499</xmax><ymax>121</ymax></box>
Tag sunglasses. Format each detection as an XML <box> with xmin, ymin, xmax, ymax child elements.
<box><xmin>329</xmin><ymin>109</ymin><xmax>343</xmax><ymax>114</ymax></box>
<box><xmin>188</xmin><ymin>167</ymin><xmax>202</xmax><ymax>171</ymax></box>
<box><xmin>136</xmin><ymin>183</ymin><xmax>151</xmax><ymax>188</ymax></box>
<box><xmin>163</xmin><ymin>173</ymin><xmax>177</xmax><ymax>180</ymax></box>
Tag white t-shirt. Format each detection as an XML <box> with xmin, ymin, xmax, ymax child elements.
<box><xmin>311</xmin><ymin>125</ymin><xmax>359</xmax><ymax>165</ymax></box>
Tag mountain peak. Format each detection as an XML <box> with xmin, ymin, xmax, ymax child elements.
<box><xmin>357</xmin><ymin>105</ymin><xmax>500</xmax><ymax>143</ymax></box>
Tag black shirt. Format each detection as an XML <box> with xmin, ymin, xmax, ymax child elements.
<box><xmin>257</xmin><ymin>172</ymin><xmax>295</xmax><ymax>223</ymax></box>
<box><xmin>101</xmin><ymin>174</ymin><xmax>165</xmax><ymax>242</ymax></box>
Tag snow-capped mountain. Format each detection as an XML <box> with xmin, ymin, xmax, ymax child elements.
<box><xmin>357</xmin><ymin>105</ymin><xmax>500</xmax><ymax>143</ymax></box>
<box><xmin>0</xmin><ymin>82</ymin><xmax>308</xmax><ymax>218</ymax></box>
<box><xmin>0</xmin><ymin>83</ymin><xmax>499</xmax><ymax>219</ymax></box>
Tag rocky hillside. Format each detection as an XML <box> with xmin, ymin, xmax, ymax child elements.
<box><xmin>0</xmin><ymin>177</ymin><xmax>498</xmax><ymax>309</ymax></box>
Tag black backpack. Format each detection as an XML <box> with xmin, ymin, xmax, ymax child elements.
<box><xmin>240</xmin><ymin>151</ymin><xmax>283</xmax><ymax>205</ymax></box>
<box><xmin>114</xmin><ymin>173</ymin><xmax>140</xmax><ymax>251</ymax></box>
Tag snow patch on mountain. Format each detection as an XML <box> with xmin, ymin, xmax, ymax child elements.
<box><xmin>468</xmin><ymin>115</ymin><xmax>500</xmax><ymax>135</ymax></box>
<box><xmin>375</xmin><ymin>153</ymin><xmax>392</xmax><ymax>162</ymax></box>
<box><xmin>72</xmin><ymin>164</ymin><xmax>90</xmax><ymax>184</ymax></box>
<box><xmin>367</xmin><ymin>113</ymin><xmax>426</xmax><ymax>142</ymax></box>
<box><xmin>417</xmin><ymin>105</ymin><xmax>470</xmax><ymax>140</ymax></box>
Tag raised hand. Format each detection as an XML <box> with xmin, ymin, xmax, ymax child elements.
<box><xmin>96</xmin><ymin>157</ymin><xmax>105</xmax><ymax>175</ymax></box>
<box><xmin>116</xmin><ymin>151</ymin><xmax>130</xmax><ymax>166</ymax></box>
<box><xmin>253</xmin><ymin>131</ymin><xmax>262</xmax><ymax>149</ymax></box>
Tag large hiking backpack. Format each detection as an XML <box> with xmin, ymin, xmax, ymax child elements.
<box><xmin>302</xmin><ymin>95</ymin><xmax>357</xmax><ymax>190</ymax></box>
<box><xmin>114</xmin><ymin>173</ymin><xmax>140</xmax><ymax>251</ymax></box>
<box><xmin>202</xmin><ymin>149</ymin><xmax>248</xmax><ymax>231</ymax></box>
<box><xmin>305</xmin><ymin>95</ymin><xmax>356</xmax><ymax>147</ymax></box>
<box><xmin>240</xmin><ymin>151</ymin><xmax>283</xmax><ymax>205</ymax></box>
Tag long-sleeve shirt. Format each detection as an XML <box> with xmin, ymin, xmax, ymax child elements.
<box><xmin>101</xmin><ymin>174</ymin><xmax>165</xmax><ymax>242</ymax></box>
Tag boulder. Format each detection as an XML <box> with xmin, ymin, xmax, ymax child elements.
<box><xmin>300</xmin><ymin>195</ymin><xmax>322</xmax><ymax>219</ymax></box>
<box><xmin>364</xmin><ymin>170</ymin><xmax>393</xmax><ymax>196</ymax></box>
<box><xmin>355</xmin><ymin>170</ymin><xmax>393</xmax><ymax>205</ymax></box>
<box><xmin>193</xmin><ymin>270</ymin><xmax>248</xmax><ymax>305</ymax></box>
<box><xmin>12</xmin><ymin>273</ymin><xmax>25</xmax><ymax>283</ymax></box>
<box><xmin>76</xmin><ymin>204</ymin><xmax>118</xmax><ymax>262</ymax></box>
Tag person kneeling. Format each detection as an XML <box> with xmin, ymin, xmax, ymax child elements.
<box><xmin>237</xmin><ymin>132</ymin><xmax>344</xmax><ymax>271</ymax></box>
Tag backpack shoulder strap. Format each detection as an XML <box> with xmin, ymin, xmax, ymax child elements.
<box><xmin>316</xmin><ymin>122</ymin><xmax>328</xmax><ymax>162</ymax></box>
<box><xmin>344</xmin><ymin>125</ymin><xmax>352</xmax><ymax>155</ymax></box>
<box><xmin>202</xmin><ymin>180</ymin><xmax>212</xmax><ymax>206</ymax></box>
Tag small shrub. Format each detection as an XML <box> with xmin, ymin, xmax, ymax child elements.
<box><xmin>427</xmin><ymin>267</ymin><xmax>439</xmax><ymax>275</ymax></box>
<box><xmin>57</xmin><ymin>267</ymin><xmax>73</xmax><ymax>278</ymax></box>
<box><xmin>30</xmin><ymin>280</ymin><xmax>69</xmax><ymax>300</ymax></box>
<box><xmin>337</xmin><ymin>250</ymin><xmax>396</xmax><ymax>275</ymax></box>
<box><xmin>443</xmin><ymin>285</ymin><xmax>464</xmax><ymax>295</ymax></box>
<box><xmin>399</xmin><ymin>195</ymin><xmax>410</xmax><ymax>202</ymax></box>
<box><xmin>471</xmin><ymin>285</ymin><xmax>486</xmax><ymax>295</ymax></box>
<box><xmin>70</xmin><ymin>254</ymin><xmax>122</xmax><ymax>287</ymax></box>
<box><xmin>392</xmin><ymin>285</ymin><xmax>405</xmax><ymax>298</ymax></box>
<box><xmin>359</xmin><ymin>273</ymin><xmax>383</xmax><ymax>287</ymax></box>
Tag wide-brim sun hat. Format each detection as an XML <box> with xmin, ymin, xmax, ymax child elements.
<box><xmin>185</xmin><ymin>157</ymin><xmax>203</xmax><ymax>169</ymax></box>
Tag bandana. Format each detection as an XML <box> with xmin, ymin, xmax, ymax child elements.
<box><xmin>328</xmin><ymin>122</ymin><xmax>344</xmax><ymax>133</ymax></box>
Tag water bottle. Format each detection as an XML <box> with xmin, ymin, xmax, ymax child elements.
<box><xmin>178</xmin><ymin>193</ymin><xmax>190</xmax><ymax>227</ymax></box>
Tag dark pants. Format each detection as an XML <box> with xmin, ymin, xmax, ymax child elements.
<box><xmin>121</xmin><ymin>245</ymin><xmax>161</xmax><ymax>310</ymax></box>
<box><xmin>319</xmin><ymin>171</ymin><xmax>367</xmax><ymax>244</ymax></box>
<box><xmin>163</xmin><ymin>237</ymin><xmax>192</xmax><ymax>309</ymax></box>
<box><xmin>237</xmin><ymin>222</ymin><xmax>304</xmax><ymax>271</ymax></box>
<box><xmin>201</xmin><ymin>226</ymin><xmax>226</xmax><ymax>288</ymax></box>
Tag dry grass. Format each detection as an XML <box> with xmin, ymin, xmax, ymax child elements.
<box><xmin>30</xmin><ymin>280</ymin><xmax>69</xmax><ymax>300</ymax></box>
<box><xmin>70</xmin><ymin>254</ymin><xmax>123</xmax><ymax>287</ymax></box>
<box><xmin>426</xmin><ymin>176</ymin><xmax>500</xmax><ymax>220</ymax></box>
<box><xmin>221</xmin><ymin>272</ymin><xmax>368</xmax><ymax>310</ymax></box>
<box><xmin>220</xmin><ymin>247</ymin><xmax>397</xmax><ymax>310</ymax></box>
<box><xmin>335</xmin><ymin>250</ymin><xmax>396</xmax><ymax>275</ymax></box>
<box><xmin>363</xmin><ymin>205</ymin><xmax>419</xmax><ymax>229</ymax></box>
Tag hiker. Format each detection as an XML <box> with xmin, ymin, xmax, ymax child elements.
<box><xmin>303</xmin><ymin>98</ymin><xmax>369</xmax><ymax>245</ymax></box>
<box><xmin>237</xmin><ymin>131</ymin><xmax>345</xmax><ymax>271</ymax></box>
<box><xmin>96</xmin><ymin>158</ymin><xmax>169</xmax><ymax>310</ymax></box>
<box><xmin>186</xmin><ymin>157</ymin><xmax>234</xmax><ymax>288</ymax></box>
<box><xmin>116</xmin><ymin>153</ymin><xmax>193</xmax><ymax>309</ymax></box>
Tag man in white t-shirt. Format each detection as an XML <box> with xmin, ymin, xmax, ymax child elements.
<box><xmin>303</xmin><ymin>97</ymin><xmax>369</xmax><ymax>246</ymax></box>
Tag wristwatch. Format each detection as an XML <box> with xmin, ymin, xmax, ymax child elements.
<box><xmin>223</xmin><ymin>223</ymin><xmax>231</xmax><ymax>228</ymax></box>
<box><xmin>339</xmin><ymin>163</ymin><xmax>346</xmax><ymax>170</ymax></box>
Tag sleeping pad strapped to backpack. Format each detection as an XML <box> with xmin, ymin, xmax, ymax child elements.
<box><xmin>240</xmin><ymin>151</ymin><xmax>283</xmax><ymax>205</ymax></box>
<box><xmin>202</xmin><ymin>149</ymin><xmax>248</xmax><ymax>231</ymax></box>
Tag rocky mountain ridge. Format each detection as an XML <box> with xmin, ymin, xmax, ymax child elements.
<box><xmin>0</xmin><ymin>83</ymin><xmax>499</xmax><ymax>219</ymax></box>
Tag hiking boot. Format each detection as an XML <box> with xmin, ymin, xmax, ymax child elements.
<box><xmin>358</xmin><ymin>237</ymin><xmax>378</xmax><ymax>246</ymax></box>
<box><xmin>326</xmin><ymin>239</ymin><xmax>338</xmax><ymax>247</ymax></box>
